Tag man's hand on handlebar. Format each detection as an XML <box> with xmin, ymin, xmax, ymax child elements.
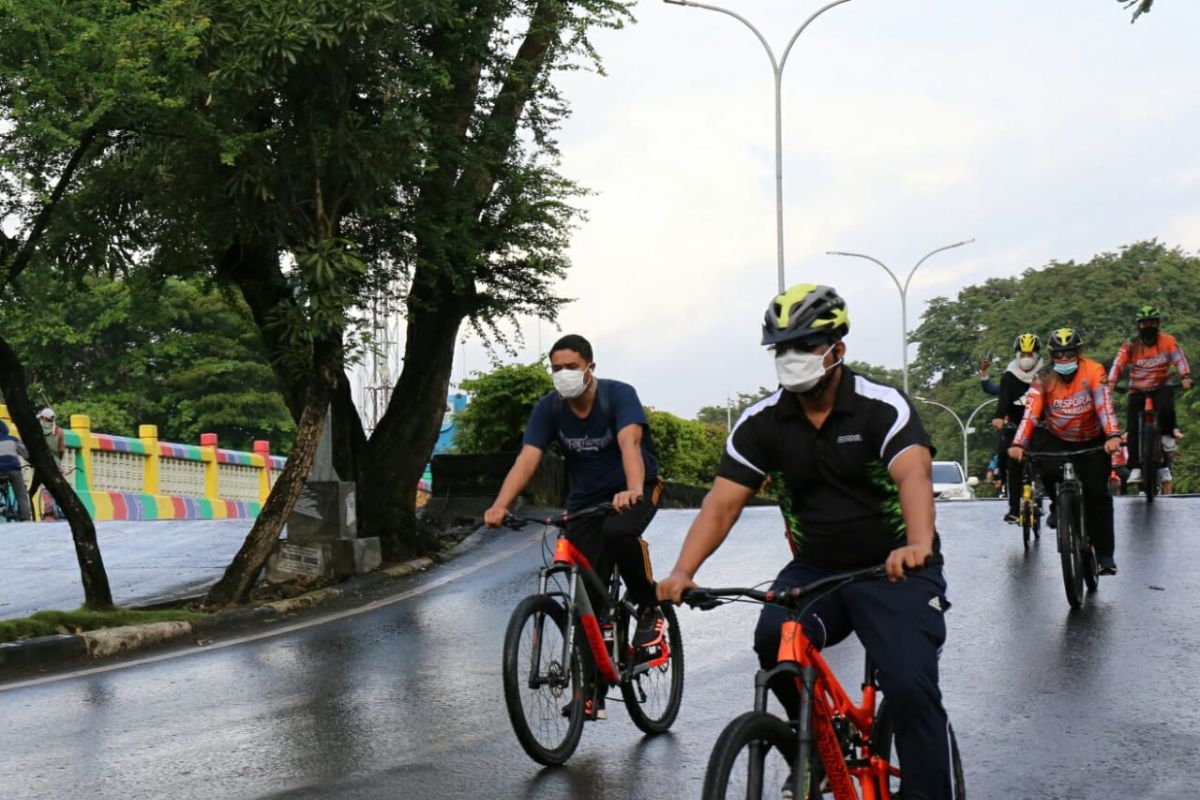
<box><xmin>483</xmin><ymin>505</ymin><xmax>508</xmax><ymax>528</ymax></box>
<box><xmin>1008</xmin><ymin>446</ymin><xmax>1024</xmax><ymax>462</ymax></box>
<box><xmin>611</xmin><ymin>489</ymin><xmax>643</xmax><ymax>513</ymax></box>
<box><xmin>991</xmin><ymin>418</ymin><xmax>1004</xmax><ymax>431</ymax></box>
<box><xmin>1183</xmin><ymin>377</ymin><xmax>1194</xmax><ymax>391</ymax></box>
<box><xmin>886</xmin><ymin>544</ymin><xmax>932</xmax><ymax>582</ymax></box>
<box><xmin>656</xmin><ymin>568</ymin><xmax>697</xmax><ymax>605</ymax></box>
<box><xmin>1104</xmin><ymin>436</ymin><xmax>1122</xmax><ymax>455</ymax></box>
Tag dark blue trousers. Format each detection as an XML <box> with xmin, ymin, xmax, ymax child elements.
<box><xmin>753</xmin><ymin>559</ymin><xmax>954</xmax><ymax>800</ymax></box>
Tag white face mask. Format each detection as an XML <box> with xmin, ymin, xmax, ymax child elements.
<box><xmin>775</xmin><ymin>349</ymin><xmax>841</xmax><ymax>394</ymax></box>
<box><xmin>1018</xmin><ymin>355</ymin><xmax>1037</xmax><ymax>371</ymax></box>
<box><xmin>552</xmin><ymin>368</ymin><xmax>590</xmax><ymax>399</ymax></box>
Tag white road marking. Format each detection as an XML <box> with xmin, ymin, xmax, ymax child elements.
<box><xmin>0</xmin><ymin>530</ymin><xmax>545</xmax><ymax>692</ymax></box>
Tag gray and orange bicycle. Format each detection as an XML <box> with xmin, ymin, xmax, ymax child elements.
<box><xmin>500</xmin><ymin>504</ymin><xmax>684</xmax><ymax>765</ymax></box>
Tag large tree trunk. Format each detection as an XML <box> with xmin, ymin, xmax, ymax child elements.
<box><xmin>353</xmin><ymin>289</ymin><xmax>465</xmax><ymax>560</ymax></box>
<box><xmin>0</xmin><ymin>335</ymin><xmax>113</xmax><ymax>610</ymax></box>
<box><xmin>203</xmin><ymin>351</ymin><xmax>337</xmax><ymax>608</ymax></box>
<box><xmin>215</xmin><ymin>1</ymin><xmax>567</xmax><ymax>565</ymax></box>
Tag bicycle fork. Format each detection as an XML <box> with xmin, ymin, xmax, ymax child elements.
<box><xmin>1055</xmin><ymin>464</ymin><xmax>1076</xmax><ymax>555</ymax></box>
<box><xmin>531</xmin><ymin>565</ymin><xmax>621</xmax><ymax>692</ymax></box>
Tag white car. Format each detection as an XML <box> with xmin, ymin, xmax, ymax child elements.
<box><xmin>932</xmin><ymin>461</ymin><xmax>978</xmax><ymax>500</ymax></box>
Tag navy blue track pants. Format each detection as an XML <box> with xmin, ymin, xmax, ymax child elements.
<box><xmin>753</xmin><ymin>559</ymin><xmax>954</xmax><ymax>800</ymax></box>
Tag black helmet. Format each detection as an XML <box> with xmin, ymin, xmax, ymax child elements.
<box><xmin>1047</xmin><ymin>327</ymin><xmax>1082</xmax><ymax>353</ymax></box>
<box><xmin>1135</xmin><ymin>304</ymin><xmax>1161</xmax><ymax>323</ymax></box>
<box><xmin>761</xmin><ymin>284</ymin><xmax>849</xmax><ymax>347</ymax></box>
<box><xmin>1013</xmin><ymin>333</ymin><xmax>1040</xmax><ymax>354</ymax></box>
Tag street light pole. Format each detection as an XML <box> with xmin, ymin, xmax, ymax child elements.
<box><xmin>664</xmin><ymin>0</ymin><xmax>857</xmax><ymax>293</ymax></box>
<box><xmin>963</xmin><ymin>398</ymin><xmax>998</xmax><ymax>478</ymax></box>
<box><xmin>915</xmin><ymin>397</ymin><xmax>966</xmax><ymax>474</ymax></box>
<box><xmin>827</xmin><ymin>239</ymin><xmax>974</xmax><ymax>396</ymax></box>
<box><xmin>915</xmin><ymin>396</ymin><xmax>997</xmax><ymax>478</ymax></box>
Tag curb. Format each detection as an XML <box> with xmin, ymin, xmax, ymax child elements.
<box><xmin>0</xmin><ymin>541</ymin><xmax>468</xmax><ymax>679</ymax></box>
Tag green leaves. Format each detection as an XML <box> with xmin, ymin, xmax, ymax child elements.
<box><xmin>0</xmin><ymin>266</ymin><xmax>295</xmax><ymax>451</ymax></box>
<box><xmin>454</xmin><ymin>360</ymin><xmax>554</xmax><ymax>453</ymax></box>
<box><xmin>1120</xmin><ymin>0</ymin><xmax>1154</xmax><ymax>22</ymax></box>
<box><xmin>646</xmin><ymin>410</ymin><xmax>724</xmax><ymax>486</ymax></box>
<box><xmin>909</xmin><ymin>240</ymin><xmax>1200</xmax><ymax>489</ymax></box>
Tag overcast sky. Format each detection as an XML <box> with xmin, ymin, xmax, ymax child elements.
<box><xmin>454</xmin><ymin>0</ymin><xmax>1200</xmax><ymax>418</ymax></box>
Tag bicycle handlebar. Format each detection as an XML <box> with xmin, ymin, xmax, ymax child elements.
<box><xmin>501</xmin><ymin>503</ymin><xmax>615</xmax><ymax>531</ymax></box>
<box><xmin>680</xmin><ymin>563</ymin><xmax>905</xmax><ymax>611</ymax></box>
<box><xmin>1020</xmin><ymin>445</ymin><xmax>1109</xmax><ymax>459</ymax></box>
<box><xmin>1111</xmin><ymin>382</ymin><xmax>1185</xmax><ymax>395</ymax></box>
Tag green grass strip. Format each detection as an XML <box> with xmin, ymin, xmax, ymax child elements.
<box><xmin>0</xmin><ymin>608</ymin><xmax>208</xmax><ymax>644</ymax></box>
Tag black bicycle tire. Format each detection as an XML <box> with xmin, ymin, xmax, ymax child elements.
<box><xmin>620</xmin><ymin>602</ymin><xmax>684</xmax><ymax>734</ymax></box>
<box><xmin>1020</xmin><ymin>498</ymin><xmax>1032</xmax><ymax>550</ymax></box>
<box><xmin>701</xmin><ymin>710</ymin><xmax>808</xmax><ymax>800</ymax></box>
<box><xmin>1058</xmin><ymin>487</ymin><xmax>1084</xmax><ymax>608</ymax></box>
<box><xmin>873</xmin><ymin>703</ymin><xmax>966</xmax><ymax>799</ymax></box>
<box><xmin>1143</xmin><ymin>419</ymin><xmax>1159</xmax><ymax>502</ymax></box>
<box><xmin>501</xmin><ymin>594</ymin><xmax>586</xmax><ymax>765</ymax></box>
<box><xmin>1080</xmin><ymin>503</ymin><xmax>1099</xmax><ymax>592</ymax></box>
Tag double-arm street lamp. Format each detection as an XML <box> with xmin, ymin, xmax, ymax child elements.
<box><xmin>827</xmin><ymin>239</ymin><xmax>974</xmax><ymax>395</ymax></box>
<box><xmin>664</xmin><ymin>0</ymin><xmax>858</xmax><ymax>293</ymax></box>
<box><xmin>915</xmin><ymin>396</ymin><xmax>997</xmax><ymax>477</ymax></box>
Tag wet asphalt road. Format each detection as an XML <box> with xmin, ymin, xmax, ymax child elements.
<box><xmin>2</xmin><ymin>498</ymin><xmax>1199</xmax><ymax>800</ymax></box>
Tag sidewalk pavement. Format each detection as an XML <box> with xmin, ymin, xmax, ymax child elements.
<box><xmin>0</xmin><ymin>518</ymin><xmax>489</xmax><ymax>679</ymax></box>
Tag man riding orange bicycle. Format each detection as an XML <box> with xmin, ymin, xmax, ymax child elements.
<box><xmin>1107</xmin><ymin>304</ymin><xmax>1192</xmax><ymax>485</ymax></box>
<box><xmin>658</xmin><ymin>284</ymin><xmax>955</xmax><ymax>800</ymax></box>
<box><xmin>484</xmin><ymin>334</ymin><xmax>666</xmax><ymax>669</ymax></box>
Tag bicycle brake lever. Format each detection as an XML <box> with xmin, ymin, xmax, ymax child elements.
<box><xmin>681</xmin><ymin>590</ymin><xmax>720</xmax><ymax>610</ymax></box>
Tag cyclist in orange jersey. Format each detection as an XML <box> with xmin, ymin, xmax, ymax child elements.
<box><xmin>1107</xmin><ymin>305</ymin><xmax>1192</xmax><ymax>484</ymax></box>
<box><xmin>1009</xmin><ymin>328</ymin><xmax>1122</xmax><ymax>574</ymax></box>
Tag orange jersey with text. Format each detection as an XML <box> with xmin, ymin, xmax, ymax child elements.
<box><xmin>1014</xmin><ymin>358</ymin><xmax>1118</xmax><ymax>446</ymax></box>
<box><xmin>1107</xmin><ymin>333</ymin><xmax>1190</xmax><ymax>391</ymax></box>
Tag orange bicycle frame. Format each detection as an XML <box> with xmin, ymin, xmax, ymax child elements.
<box><xmin>778</xmin><ymin>620</ymin><xmax>901</xmax><ymax>800</ymax></box>
<box><xmin>545</xmin><ymin>534</ymin><xmax>622</xmax><ymax>684</ymax></box>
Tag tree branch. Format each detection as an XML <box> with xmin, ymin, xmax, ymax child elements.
<box><xmin>2</xmin><ymin>126</ymin><xmax>100</xmax><ymax>286</ymax></box>
<box><xmin>463</xmin><ymin>0</ymin><xmax>561</xmax><ymax>210</ymax></box>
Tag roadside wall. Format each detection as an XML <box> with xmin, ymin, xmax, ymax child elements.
<box><xmin>426</xmin><ymin>453</ymin><xmax>776</xmax><ymax>517</ymax></box>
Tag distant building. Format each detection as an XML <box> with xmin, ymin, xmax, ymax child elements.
<box><xmin>420</xmin><ymin>392</ymin><xmax>468</xmax><ymax>496</ymax></box>
<box><xmin>433</xmin><ymin>392</ymin><xmax>468</xmax><ymax>456</ymax></box>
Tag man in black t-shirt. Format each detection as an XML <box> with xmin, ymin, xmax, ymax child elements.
<box><xmin>657</xmin><ymin>284</ymin><xmax>954</xmax><ymax>800</ymax></box>
<box><xmin>484</xmin><ymin>335</ymin><xmax>666</xmax><ymax>678</ymax></box>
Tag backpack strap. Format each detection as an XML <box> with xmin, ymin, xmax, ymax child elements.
<box><xmin>551</xmin><ymin>379</ymin><xmax>615</xmax><ymax>431</ymax></box>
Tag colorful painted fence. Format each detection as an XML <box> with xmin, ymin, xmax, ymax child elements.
<box><xmin>0</xmin><ymin>407</ymin><xmax>285</xmax><ymax>521</ymax></box>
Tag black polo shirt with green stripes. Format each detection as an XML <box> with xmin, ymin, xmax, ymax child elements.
<box><xmin>719</xmin><ymin>368</ymin><xmax>938</xmax><ymax>570</ymax></box>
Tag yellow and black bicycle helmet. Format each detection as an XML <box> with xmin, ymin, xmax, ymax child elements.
<box><xmin>1047</xmin><ymin>327</ymin><xmax>1082</xmax><ymax>353</ymax></box>
<box><xmin>761</xmin><ymin>284</ymin><xmax>850</xmax><ymax>347</ymax></box>
<box><xmin>1013</xmin><ymin>333</ymin><xmax>1041</xmax><ymax>354</ymax></box>
<box><xmin>1135</xmin><ymin>304</ymin><xmax>1161</xmax><ymax>323</ymax></box>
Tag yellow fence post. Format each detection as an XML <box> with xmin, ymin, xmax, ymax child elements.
<box><xmin>199</xmin><ymin>433</ymin><xmax>219</xmax><ymax>505</ymax></box>
<box><xmin>140</xmin><ymin>424</ymin><xmax>160</xmax><ymax>495</ymax></box>
<box><xmin>72</xmin><ymin>414</ymin><xmax>94</xmax><ymax>491</ymax></box>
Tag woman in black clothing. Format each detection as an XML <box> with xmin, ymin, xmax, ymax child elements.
<box><xmin>991</xmin><ymin>333</ymin><xmax>1044</xmax><ymax>522</ymax></box>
